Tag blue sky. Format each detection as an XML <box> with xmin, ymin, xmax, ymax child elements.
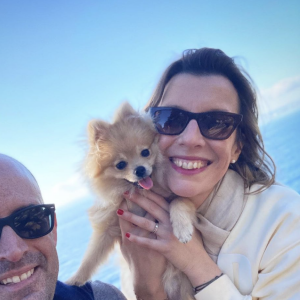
<box><xmin>1</xmin><ymin>0</ymin><xmax>299</xmax><ymax>206</ymax></box>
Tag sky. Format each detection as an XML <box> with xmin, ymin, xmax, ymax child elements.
<box><xmin>1</xmin><ymin>0</ymin><xmax>300</xmax><ymax>207</ymax></box>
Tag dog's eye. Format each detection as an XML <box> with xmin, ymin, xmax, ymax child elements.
<box><xmin>141</xmin><ymin>149</ymin><xmax>150</xmax><ymax>157</ymax></box>
<box><xmin>116</xmin><ymin>161</ymin><xmax>127</xmax><ymax>170</ymax></box>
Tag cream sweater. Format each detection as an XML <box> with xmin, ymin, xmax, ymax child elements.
<box><xmin>195</xmin><ymin>183</ymin><xmax>300</xmax><ymax>300</ymax></box>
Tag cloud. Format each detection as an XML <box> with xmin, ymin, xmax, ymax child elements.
<box><xmin>43</xmin><ymin>173</ymin><xmax>91</xmax><ymax>207</ymax></box>
<box><xmin>258</xmin><ymin>75</ymin><xmax>300</xmax><ymax>122</ymax></box>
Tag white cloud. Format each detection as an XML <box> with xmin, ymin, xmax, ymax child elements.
<box><xmin>261</xmin><ymin>76</ymin><xmax>300</xmax><ymax>100</ymax></box>
<box><xmin>43</xmin><ymin>173</ymin><xmax>91</xmax><ymax>207</ymax></box>
<box><xmin>258</xmin><ymin>75</ymin><xmax>300</xmax><ymax>122</ymax></box>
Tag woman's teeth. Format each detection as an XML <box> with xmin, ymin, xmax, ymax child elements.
<box><xmin>0</xmin><ymin>268</ymin><xmax>34</xmax><ymax>285</ymax></box>
<box><xmin>173</xmin><ymin>158</ymin><xmax>208</xmax><ymax>169</ymax></box>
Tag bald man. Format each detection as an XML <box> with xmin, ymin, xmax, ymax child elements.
<box><xmin>0</xmin><ymin>154</ymin><xmax>126</xmax><ymax>300</ymax></box>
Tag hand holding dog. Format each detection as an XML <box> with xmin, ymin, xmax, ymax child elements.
<box><xmin>117</xmin><ymin>190</ymin><xmax>222</xmax><ymax>297</ymax></box>
<box><xmin>118</xmin><ymin>198</ymin><xmax>168</xmax><ymax>299</ymax></box>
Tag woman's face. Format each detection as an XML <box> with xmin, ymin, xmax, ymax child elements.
<box><xmin>158</xmin><ymin>74</ymin><xmax>242</xmax><ymax>208</ymax></box>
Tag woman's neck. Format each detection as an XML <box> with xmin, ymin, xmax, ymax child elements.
<box><xmin>191</xmin><ymin>189</ymin><xmax>214</xmax><ymax>210</ymax></box>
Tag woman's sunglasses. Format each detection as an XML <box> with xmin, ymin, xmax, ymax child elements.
<box><xmin>0</xmin><ymin>204</ymin><xmax>55</xmax><ymax>239</ymax></box>
<box><xmin>149</xmin><ymin>107</ymin><xmax>243</xmax><ymax>140</ymax></box>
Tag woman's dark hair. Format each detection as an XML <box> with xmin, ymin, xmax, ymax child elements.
<box><xmin>146</xmin><ymin>48</ymin><xmax>275</xmax><ymax>191</ymax></box>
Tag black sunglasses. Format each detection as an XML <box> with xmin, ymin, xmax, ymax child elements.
<box><xmin>149</xmin><ymin>107</ymin><xmax>243</xmax><ymax>140</ymax></box>
<box><xmin>0</xmin><ymin>204</ymin><xmax>55</xmax><ymax>239</ymax></box>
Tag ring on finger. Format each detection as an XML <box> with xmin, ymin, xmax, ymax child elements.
<box><xmin>151</xmin><ymin>221</ymin><xmax>159</xmax><ymax>235</ymax></box>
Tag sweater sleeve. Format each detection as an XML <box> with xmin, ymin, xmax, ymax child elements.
<box><xmin>195</xmin><ymin>199</ymin><xmax>300</xmax><ymax>300</ymax></box>
<box><xmin>195</xmin><ymin>275</ymin><xmax>248</xmax><ymax>300</ymax></box>
<box><xmin>196</xmin><ymin>242</ymin><xmax>300</xmax><ymax>299</ymax></box>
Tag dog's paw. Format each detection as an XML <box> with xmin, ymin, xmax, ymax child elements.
<box><xmin>173</xmin><ymin>222</ymin><xmax>194</xmax><ymax>243</ymax></box>
<box><xmin>169</xmin><ymin>198</ymin><xmax>196</xmax><ymax>244</ymax></box>
<box><xmin>65</xmin><ymin>275</ymin><xmax>87</xmax><ymax>287</ymax></box>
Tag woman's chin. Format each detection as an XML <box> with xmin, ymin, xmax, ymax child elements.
<box><xmin>167</xmin><ymin>180</ymin><xmax>204</xmax><ymax>199</ymax></box>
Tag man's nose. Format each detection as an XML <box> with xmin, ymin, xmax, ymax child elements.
<box><xmin>0</xmin><ymin>226</ymin><xmax>29</xmax><ymax>262</ymax></box>
<box><xmin>178</xmin><ymin>119</ymin><xmax>206</xmax><ymax>146</ymax></box>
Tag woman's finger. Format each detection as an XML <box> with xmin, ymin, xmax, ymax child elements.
<box><xmin>138</xmin><ymin>189</ymin><xmax>170</xmax><ymax>211</ymax></box>
<box><xmin>117</xmin><ymin>208</ymin><xmax>168</xmax><ymax>239</ymax></box>
<box><xmin>120</xmin><ymin>196</ymin><xmax>157</xmax><ymax>222</ymax></box>
<box><xmin>123</xmin><ymin>191</ymin><xmax>170</xmax><ymax>224</ymax></box>
<box><xmin>125</xmin><ymin>232</ymin><xmax>163</xmax><ymax>252</ymax></box>
<box><xmin>119</xmin><ymin>200</ymin><xmax>156</xmax><ymax>238</ymax></box>
<box><xmin>119</xmin><ymin>199</ymin><xmax>156</xmax><ymax>222</ymax></box>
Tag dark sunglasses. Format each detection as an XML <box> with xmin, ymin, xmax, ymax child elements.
<box><xmin>0</xmin><ymin>204</ymin><xmax>55</xmax><ymax>239</ymax></box>
<box><xmin>149</xmin><ymin>107</ymin><xmax>243</xmax><ymax>140</ymax></box>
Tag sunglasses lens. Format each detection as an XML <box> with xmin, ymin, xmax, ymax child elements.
<box><xmin>200</xmin><ymin>113</ymin><xmax>237</xmax><ymax>140</ymax></box>
<box><xmin>14</xmin><ymin>206</ymin><xmax>54</xmax><ymax>239</ymax></box>
<box><xmin>152</xmin><ymin>108</ymin><xmax>188</xmax><ymax>134</ymax></box>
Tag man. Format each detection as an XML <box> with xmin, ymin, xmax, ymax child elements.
<box><xmin>0</xmin><ymin>154</ymin><xmax>126</xmax><ymax>300</ymax></box>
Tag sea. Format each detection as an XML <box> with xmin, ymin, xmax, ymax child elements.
<box><xmin>56</xmin><ymin>109</ymin><xmax>300</xmax><ymax>288</ymax></box>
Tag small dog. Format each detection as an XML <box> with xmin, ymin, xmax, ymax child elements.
<box><xmin>66</xmin><ymin>102</ymin><xmax>197</xmax><ymax>300</ymax></box>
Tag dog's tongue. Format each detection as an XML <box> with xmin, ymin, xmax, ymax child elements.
<box><xmin>138</xmin><ymin>177</ymin><xmax>153</xmax><ymax>190</ymax></box>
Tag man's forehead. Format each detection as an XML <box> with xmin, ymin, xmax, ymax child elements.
<box><xmin>0</xmin><ymin>154</ymin><xmax>43</xmax><ymax>214</ymax></box>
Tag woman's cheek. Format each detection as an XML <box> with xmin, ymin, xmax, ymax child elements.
<box><xmin>158</xmin><ymin>135</ymin><xmax>174</xmax><ymax>154</ymax></box>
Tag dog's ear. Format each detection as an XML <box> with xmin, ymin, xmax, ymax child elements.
<box><xmin>87</xmin><ymin>119</ymin><xmax>110</xmax><ymax>145</ymax></box>
<box><xmin>113</xmin><ymin>101</ymin><xmax>138</xmax><ymax>122</ymax></box>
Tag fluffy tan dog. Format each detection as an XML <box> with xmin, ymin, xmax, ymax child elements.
<box><xmin>66</xmin><ymin>102</ymin><xmax>197</xmax><ymax>300</ymax></box>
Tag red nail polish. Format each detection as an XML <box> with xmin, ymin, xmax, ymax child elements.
<box><xmin>117</xmin><ymin>209</ymin><xmax>124</xmax><ymax>215</ymax></box>
<box><xmin>125</xmin><ymin>232</ymin><xmax>130</xmax><ymax>238</ymax></box>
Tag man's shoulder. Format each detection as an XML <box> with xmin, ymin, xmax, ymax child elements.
<box><xmin>54</xmin><ymin>280</ymin><xmax>94</xmax><ymax>299</ymax></box>
<box><xmin>54</xmin><ymin>280</ymin><xmax>126</xmax><ymax>300</ymax></box>
<box><xmin>90</xmin><ymin>280</ymin><xmax>127</xmax><ymax>300</ymax></box>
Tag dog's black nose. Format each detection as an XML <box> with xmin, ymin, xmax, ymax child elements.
<box><xmin>135</xmin><ymin>166</ymin><xmax>146</xmax><ymax>178</ymax></box>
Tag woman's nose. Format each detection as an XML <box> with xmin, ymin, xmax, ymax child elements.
<box><xmin>178</xmin><ymin>119</ymin><xmax>206</xmax><ymax>147</ymax></box>
<box><xmin>0</xmin><ymin>226</ymin><xmax>29</xmax><ymax>262</ymax></box>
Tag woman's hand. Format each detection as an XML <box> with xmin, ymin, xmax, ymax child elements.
<box><xmin>117</xmin><ymin>189</ymin><xmax>222</xmax><ymax>290</ymax></box>
<box><xmin>118</xmin><ymin>193</ymin><xmax>168</xmax><ymax>299</ymax></box>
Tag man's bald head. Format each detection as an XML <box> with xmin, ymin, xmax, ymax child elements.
<box><xmin>0</xmin><ymin>154</ymin><xmax>43</xmax><ymax>204</ymax></box>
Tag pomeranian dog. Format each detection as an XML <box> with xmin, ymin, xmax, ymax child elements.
<box><xmin>66</xmin><ymin>102</ymin><xmax>197</xmax><ymax>300</ymax></box>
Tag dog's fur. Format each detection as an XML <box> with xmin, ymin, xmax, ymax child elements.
<box><xmin>66</xmin><ymin>102</ymin><xmax>197</xmax><ymax>300</ymax></box>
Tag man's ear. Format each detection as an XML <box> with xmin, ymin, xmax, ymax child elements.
<box><xmin>87</xmin><ymin>119</ymin><xmax>110</xmax><ymax>146</ymax></box>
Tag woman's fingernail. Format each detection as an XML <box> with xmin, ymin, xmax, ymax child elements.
<box><xmin>123</xmin><ymin>191</ymin><xmax>129</xmax><ymax>196</ymax></box>
<box><xmin>117</xmin><ymin>209</ymin><xmax>124</xmax><ymax>215</ymax></box>
<box><xmin>125</xmin><ymin>232</ymin><xmax>130</xmax><ymax>238</ymax></box>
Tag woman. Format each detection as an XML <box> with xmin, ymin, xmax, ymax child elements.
<box><xmin>116</xmin><ymin>48</ymin><xmax>300</xmax><ymax>299</ymax></box>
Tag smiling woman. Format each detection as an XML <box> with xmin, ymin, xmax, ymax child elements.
<box><xmin>153</xmin><ymin>74</ymin><xmax>243</xmax><ymax>205</ymax></box>
<box><xmin>116</xmin><ymin>48</ymin><xmax>300</xmax><ymax>300</ymax></box>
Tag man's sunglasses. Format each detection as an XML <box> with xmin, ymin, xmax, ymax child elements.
<box><xmin>149</xmin><ymin>107</ymin><xmax>243</xmax><ymax>140</ymax></box>
<box><xmin>0</xmin><ymin>204</ymin><xmax>55</xmax><ymax>239</ymax></box>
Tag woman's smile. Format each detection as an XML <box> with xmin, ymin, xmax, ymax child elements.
<box><xmin>169</xmin><ymin>156</ymin><xmax>211</xmax><ymax>175</ymax></box>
